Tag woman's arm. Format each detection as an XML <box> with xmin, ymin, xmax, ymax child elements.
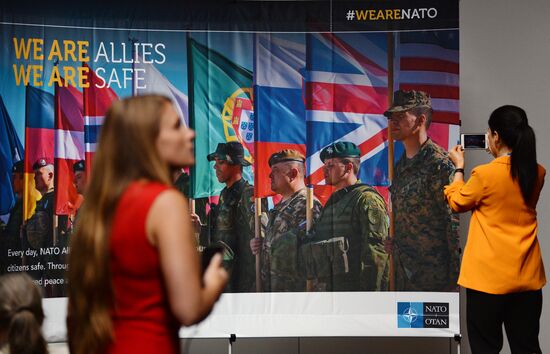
<box><xmin>448</xmin><ymin>145</ymin><xmax>465</xmax><ymax>184</ymax></box>
<box><xmin>146</xmin><ymin>189</ymin><xmax>227</xmax><ymax>326</ymax></box>
<box><xmin>444</xmin><ymin>146</ymin><xmax>485</xmax><ymax>213</ymax></box>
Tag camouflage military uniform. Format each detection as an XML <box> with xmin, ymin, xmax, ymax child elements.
<box><xmin>261</xmin><ymin>188</ymin><xmax>322</xmax><ymax>292</ymax></box>
<box><xmin>304</xmin><ymin>182</ymin><xmax>389</xmax><ymax>291</ymax></box>
<box><xmin>211</xmin><ymin>178</ymin><xmax>264</xmax><ymax>293</ymax></box>
<box><xmin>390</xmin><ymin>138</ymin><xmax>460</xmax><ymax>291</ymax></box>
<box><xmin>24</xmin><ymin>190</ymin><xmax>54</xmax><ymax>281</ymax></box>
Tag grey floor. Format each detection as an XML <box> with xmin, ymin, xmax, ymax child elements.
<box><xmin>181</xmin><ymin>337</ymin><xmax>460</xmax><ymax>354</ymax></box>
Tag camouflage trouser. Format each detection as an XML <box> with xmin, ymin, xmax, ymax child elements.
<box><xmin>394</xmin><ymin>253</ymin><xmax>450</xmax><ymax>292</ymax></box>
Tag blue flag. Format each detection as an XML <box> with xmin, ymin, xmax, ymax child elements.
<box><xmin>0</xmin><ymin>95</ymin><xmax>24</xmax><ymax>214</ymax></box>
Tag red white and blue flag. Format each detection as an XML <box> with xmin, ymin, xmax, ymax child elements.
<box><xmin>305</xmin><ymin>32</ymin><xmax>399</xmax><ymax>203</ymax></box>
<box><xmin>253</xmin><ymin>33</ymin><xmax>306</xmax><ymax>197</ymax></box>
<box><xmin>395</xmin><ymin>30</ymin><xmax>460</xmax><ymax>149</ymax></box>
<box><xmin>83</xmin><ymin>63</ymin><xmax>118</xmax><ymax>174</ymax></box>
<box><xmin>54</xmin><ymin>83</ymin><xmax>84</xmax><ymax>215</ymax></box>
<box><xmin>23</xmin><ymin>86</ymin><xmax>54</xmax><ymax>220</ymax></box>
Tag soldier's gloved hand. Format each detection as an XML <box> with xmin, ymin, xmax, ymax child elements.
<box><xmin>190</xmin><ymin>213</ymin><xmax>203</xmax><ymax>233</ymax></box>
<box><xmin>249</xmin><ymin>237</ymin><xmax>262</xmax><ymax>255</ymax></box>
<box><xmin>384</xmin><ymin>238</ymin><xmax>395</xmax><ymax>254</ymax></box>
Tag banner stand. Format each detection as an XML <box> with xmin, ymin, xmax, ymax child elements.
<box><xmin>454</xmin><ymin>334</ymin><xmax>462</xmax><ymax>354</ymax></box>
<box><xmin>228</xmin><ymin>334</ymin><xmax>236</xmax><ymax>354</ymax></box>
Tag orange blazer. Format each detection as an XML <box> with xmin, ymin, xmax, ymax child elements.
<box><xmin>444</xmin><ymin>156</ymin><xmax>546</xmax><ymax>294</ymax></box>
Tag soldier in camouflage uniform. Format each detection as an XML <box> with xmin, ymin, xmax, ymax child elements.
<box><xmin>63</xmin><ymin>160</ymin><xmax>86</xmax><ymax>238</ymax></box>
<box><xmin>24</xmin><ymin>158</ymin><xmax>55</xmax><ymax>284</ymax></box>
<box><xmin>250</xmin><ymin>150</ymin><xmax>322</xmax><ymax>292</ymax></box>
<box><xmin>193</xmin><ymin>142</ymin><xmax>264</xmax><ymax>292</ymax></box>
<box><xmin>303</xmin><ymin>142</ymin><xmax>390</xmax><ymax>291</ymax></box>
<box><xmin>385</xmin><ymin>90</ymin><xmax>460</xmax><ymax>291</ymax></box>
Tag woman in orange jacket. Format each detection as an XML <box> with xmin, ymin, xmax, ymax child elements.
<box><xmin>444</xmin><ymin>105</ymin><xmax>545</xmax><ymax>354</ymax></box>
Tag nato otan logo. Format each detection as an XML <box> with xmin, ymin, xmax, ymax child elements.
<box><xmin>397</xmin><ymin>302</ymin><xmax>449</xmax><ymax>328</ymax></box>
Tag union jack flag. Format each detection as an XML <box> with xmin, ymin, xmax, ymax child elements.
<box><xmin>305</xmin><ymin>32</ymin><xmax>398</xmax><ymax>203</ymax></box>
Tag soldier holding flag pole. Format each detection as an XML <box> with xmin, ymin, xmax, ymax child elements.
<box><xmin>250</xmin><ymin>150</ymin><xmax>321</xmax><ymax>292</ymax></box>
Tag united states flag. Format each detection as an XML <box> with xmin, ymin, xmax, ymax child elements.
<box><xmin>305</xmin><ymin>32</ymin><xmax>398</xmax><ymax>203</ymax></box>
<box><xmin>395</xmin><ymin>30</ymin><xmax>460</xmax><ymax>149</ymax></box>
<box><xmin>83</xmin><ymin>63</ymin><xmax>118</xmax><ymax>174</ymax></box>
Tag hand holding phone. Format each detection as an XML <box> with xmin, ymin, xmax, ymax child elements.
<box><xmin>460</xmin><ymin>133</ymin><xmax>488</xmax><ymax>150</ymax></box>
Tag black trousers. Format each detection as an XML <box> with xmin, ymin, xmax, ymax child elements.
<box><xmin>466</xmin><ymin>288</ymin><xmax>543</xmax><ymax>354</ymax></box>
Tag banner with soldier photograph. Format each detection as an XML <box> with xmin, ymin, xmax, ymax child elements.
<box><xmin>0</xmin><ymin>0</ymin><xmax>460</xmax><ymax>340</ymax></box>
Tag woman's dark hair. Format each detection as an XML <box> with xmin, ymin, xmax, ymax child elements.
<box><xmin>488</xmin><ymin>105</ymin><xmax>538</xmax><ymax>203</ymax></box>
<box><xmin>0</xmin><ymin>273</ymin><xmax>47</xmax><ymax>354</ymax></box>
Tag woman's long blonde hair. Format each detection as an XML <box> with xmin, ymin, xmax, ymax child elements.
<box><xmin>67</xmin><ymin>95</ymin><xmax>173</xmax><ymax>354</ymax></box>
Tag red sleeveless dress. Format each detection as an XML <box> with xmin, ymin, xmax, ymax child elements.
<box><xmin>107</xmin><ymin>181</ymin><xmax>180</xmax><ymax>354</ymax></box>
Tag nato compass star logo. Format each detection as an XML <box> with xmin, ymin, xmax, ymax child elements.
<box><xmin>402</xmin><ymin>306</ymin><xmax>418</xmax><ymax>324</ymax></box>
<box><xmin>397</xmin><ymin>302</ymin><xmax>423</xmax><ymax>328</ymax></box>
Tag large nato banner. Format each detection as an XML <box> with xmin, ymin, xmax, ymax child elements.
<box><xmin>0</xmin><ymin>1</ymin><xmax>460</xmax><ymax>341</ymax></box>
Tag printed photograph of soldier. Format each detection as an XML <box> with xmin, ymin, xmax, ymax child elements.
<box><xmin>73</xmin><ymin>160</ymin><xmax>86</xmax><ymax>197</ymax></box>
<box><xmin>1</xmin><ymin>160</ymin><xmax>24</xmax><ymax>275</ymax></box>
<box><xmin>249</xmin><ymin>149</ymin><xmax>322</xmax><ymax>292</ymax></box>
<box><xmin>61</xmin><ymin>160</ymin><xmax>86</xmax><ymax>239</ymax></box>
<box><xmin>23</xmin><ymin>158</ymin><xmax>55</xmax><ymax>284</ymax></box>
<box><xmin>303</xmin><ymin>142</ymin><xmax>390</xmax><ymax>291</ymax></box>
<box><xmin>173</xmin><ymin>168</ymin><xmax>210</xmax><ymax>250</ymax></box>
<box><xmin>191</xmin><ymin>142</ymin><xmax>265</xmax><ymax>292</ymax></box>
<box><xmin>384</xmin><ymin>89</ymin><xmax>460</xmax><ymax>292</ymax></box>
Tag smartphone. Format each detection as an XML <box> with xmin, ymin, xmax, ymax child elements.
<box><xmin>460</xmin><ymin>133</ymin><xmax>488</xmax><ymax>150</ymax></box>
<box><xmin>201</xmin><ymin>244</ymin><xmax>225</xmax><ymax>273</ymax></box>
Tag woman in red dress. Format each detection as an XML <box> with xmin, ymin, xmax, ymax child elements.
<box><xmin>67</xmin><ymin>95</ymin><xmax>227</xmax><ymax>354</ymax></box>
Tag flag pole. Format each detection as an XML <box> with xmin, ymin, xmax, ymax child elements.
<box><xmin>305</xmin><ymin>185</ymin><xmax>314</xmax><ymax>291</ymax></box>
<box><xmin>252</xmin><ymin>34</ymin><xmax>262</xmax><ymax>292</ymax></box>
<box><xmin>387</xmin><ymin>32</ymin><xmax>396</xmax><ymax>291</ymax></box>
<box><xmin>53</xmin><ymin>59</ymin><xmax>59</xmax><ymax>247</ymax></box>
<box><xmin>306</xmin><ymin>187</ymin><xmax>313</xmax><ymax>232</ymax></box>
<box><xmin>130</xmin><ymin>36</ymin><xmax>138</xmax><ymax>96</ymax></box>
<box><xmin>254</xmin><ymin>198</ymin><xmax>262</xmax><ymax>292</ymax></box>
<box><xmin>189</xmin><ymin>198</ymin><xmax>200</xmax><ymax>247</ymax></box>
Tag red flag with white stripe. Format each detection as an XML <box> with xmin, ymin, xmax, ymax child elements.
<box><xmin>83</xmin><ymin>63</ymin><xmax>119</xmax><ymax>174</ymax></box>
<box><xmin>54</xmin><ymin>82</ymin><xmax>84</xmax><ymax>215</ymax></box>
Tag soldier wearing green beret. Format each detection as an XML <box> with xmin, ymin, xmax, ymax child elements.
<box><xmin>303</xmin><ymin>142</ymin><xmax>390</xmax><ymax>291</ymax></box>
<box><xmin>384</xmin><ymin>89</ymin><xmax>460</xmax><ymax>291</ymax></box>
<box><xmin>249</xmin><ymin>150</ymin><xmax>322</xmax><ymax>292</ymax></box>
<box><xmin>192</xmin><ymin>142</ymin><xmax>266</xmax><ymax>292</ymax></box>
